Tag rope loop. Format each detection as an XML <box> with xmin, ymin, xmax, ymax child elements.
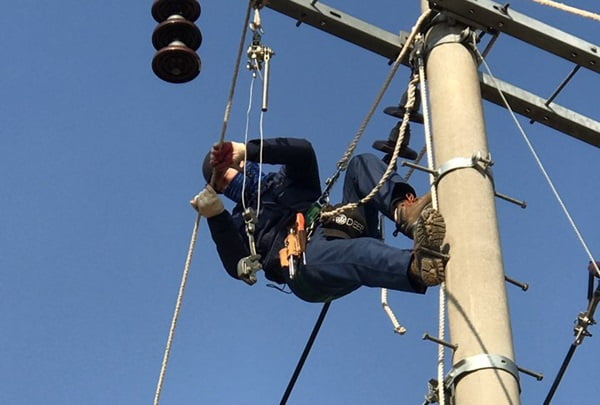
<box><xmin>328</xmin><ymin>10</ymin><xmax>432</xmax><ymax>176</ymax></box>
<box><xmin>321</xmin><ymin>72</ymin><xmax>421</xmax><ymax>220</ymax></box>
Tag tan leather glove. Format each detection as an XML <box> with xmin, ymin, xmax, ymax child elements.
<box><xmin>190</xmin><ymin>185</ymin><xmax>225</xmax><ymax>218</ymax></box>
<box><xmin>230</xmin><ymin>141</ymin><xmax>246</xmax><ymax>166</ymax></box>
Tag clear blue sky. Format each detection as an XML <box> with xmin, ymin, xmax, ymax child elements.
<box><xmin>1</xmin><ymin>1</ymin><xmax>598</xmax><ymax>404</ymax></box>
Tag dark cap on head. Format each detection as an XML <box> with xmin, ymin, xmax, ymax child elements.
<box><xmin>202</xmin><ymin>151</ymin><xmax>213</xmax><ymax>184</ymax></box>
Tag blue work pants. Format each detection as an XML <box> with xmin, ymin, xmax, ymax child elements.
<box><xmin>286</xmin><ymin>153</ymin><xmax>424</xmax><ymax>302</ymax></box>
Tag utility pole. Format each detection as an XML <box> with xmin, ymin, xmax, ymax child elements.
<box><xmin>421</xmin><ymin>1</ymin><xmax>521</xmax><ymax>403</ymax></box>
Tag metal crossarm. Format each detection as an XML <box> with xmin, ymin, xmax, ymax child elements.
<box><xmin>479</xmin><ymin>73</ymin><xmax>600</xmax><ymax>147</ymax></box>
<box><xmin>262</xmin><ymin>0</ymin><xmax>423</xmax><ymax>63</ymax></box>
<box><xmin>428</xmin><ymin>0</ymin><xmax>600</xmax><ymax>74</ymax></box>
<box><xmin>261</xmin><ymin>0</ymin><xmax>600</xmax><ymax>147</ymax></box>
<box><xmin>263</xmin><ymin>0</ymin><xmax>410</xmax><ymax>61</ymax></box>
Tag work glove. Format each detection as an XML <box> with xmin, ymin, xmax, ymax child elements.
<box><xmin>190</xmin><ymin>185</ymin><xmax>225</xmax><ymax>218</ymax></box>
<box><xmin>211</xmin><ymin>141</ymin><xmax>246</xmax><ymax>171</ymax></box>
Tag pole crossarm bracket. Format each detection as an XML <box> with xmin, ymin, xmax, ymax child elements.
<box><xmin>445</xmin><ymin>354</ymin><xmax>521</xmax><ymax>397</ymax></box>
<box><xmin>428</xmin><ymin>0</ymin><xmax>600</xmax><ymax>74</ymax></box>
<box><xmin>262</xmin><ymin>0</ymin><xmax>600</xmax><ymax>147</ymax></box>
<box><xmin>263</xmin><ymin>0</ymin><xmax>411</xmax><ymax>62</ymax></box>
<box><xmin>479</xmin><ymin>72</ymin><xmax>600</xmax><ymax>148</ymax></box>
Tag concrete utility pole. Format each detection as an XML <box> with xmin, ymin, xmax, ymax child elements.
<box><xmin>421</xmin><ymin>1</ymin><xmax>521</xmax><ymax>404</ymax></box>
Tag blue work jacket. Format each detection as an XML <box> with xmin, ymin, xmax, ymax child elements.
<box><xmin>206</xmin><ymin>138</ymin><xmax>322</xmax><ymax>284</ymax></box>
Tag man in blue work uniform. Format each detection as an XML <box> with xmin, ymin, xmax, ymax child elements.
<box><xmin>190</xmin><ymin>138</ymin><xmax>448</xmax><ymax>302</ymax></box>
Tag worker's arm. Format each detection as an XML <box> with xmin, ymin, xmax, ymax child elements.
<box><xmin>206</xmin><ymin>211</ymin><xmax>249</xmax><ymax>279</ymax></box>
<box><xmin>191</xmin><ymin>186</ymin><xmax>248</xmax><ymax>279</ymax></box>
<box><xmin>246</xmin><ymin>138</ymin><xmax>321</xmax><ymax>192</ymax></box>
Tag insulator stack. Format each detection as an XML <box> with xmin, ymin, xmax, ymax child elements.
<box><xmin>151</xmin><ymin>0</ymin><xmax>202</xmax><ymax>83</ymax></box>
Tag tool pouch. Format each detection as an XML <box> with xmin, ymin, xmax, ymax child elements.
<box><xmin>279</xmin><ymin>213</ymin><xmax>307</xmax><ymax>268</ymax></box>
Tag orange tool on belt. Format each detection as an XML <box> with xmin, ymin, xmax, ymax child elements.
<box><xmin>279</xmin><ymin>213</ymin><xmax>307</xmax><ymax>279</ymax></box>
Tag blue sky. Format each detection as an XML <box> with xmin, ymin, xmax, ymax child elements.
<box><xmin>0</xmin><ymin>1</ymin><xmax>598</xmax><ymax>404</ymax></box>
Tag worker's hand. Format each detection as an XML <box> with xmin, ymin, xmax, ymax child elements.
<box><xmin>211</xmin><ymin>141</ymin><xmax>246</xmax><ymax>170</ymax></box>
<box><xmin>190</xmin><ymin>185</ymin><xmax>225</xmax><ymax>218</ymax></box>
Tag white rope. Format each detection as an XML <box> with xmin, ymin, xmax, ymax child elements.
<box><xmin>476</xmin><ymin>48</ymin><xmax>599</xmax><ymax>281</ymax></box>
<box><xmin>381</xmin><ymin>288</ymin><xmax>407</xmax><ymax>334</ymax></box>
<box><xmin>380</xmin><ymin>147</ymin><xmax>429</xmax><ymax>335</ymax></box>
<box><xmin>321</xmin><ymin>72</ymin><xmax>421</xmax><ymax>219</ymax></box>
<box><xmin>242</xmin><ymin>70</ymin><xmax>257</xmax><ymax>211</ymax></box>
<box><xmin>376</xmin><ymin>38</ymin><xmax>449</xmax><ymax>405</ymax></box>
<box><xmin>153</xmin><ymin>4</ymin><xmax>254</xmax><ymax>404</ymax></box>
<box><xmin>416</xmin><ymin>40</ymin><xmax>447</xmax><ymax>405</ymax></box>
<box><xmin>153</xmin><ymin>216</ymin><xmax>201</xmax><ymax>405</ymax></box>
<box><xmin>320</xmin><ymin>9</ymin><xmax>433</xmax><ymax>220</ymax></box>
<box><xmin>531</xmin><ymin>0</ymin><xmax>600</xmax><ymax>21</ymax></box>
<box><xmin>241</xmin><ymin>40</ymin><xmax>266</xmax><ymax>221</ymax></box>
<box><xmin>243</xmin><ymin>11</ymin><xmax>268</xmax><ymax>218</ymax></box>
<box><xmin>217</xmin><ymin>3</ymin><xmax>253</xmax><ymax>146</ymax></box>
<box><xmin>258</xmin><ymin>111</ymin><xmax>265</xmax><ymax>212</ymax></box>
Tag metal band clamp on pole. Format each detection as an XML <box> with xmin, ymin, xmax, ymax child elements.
<box><xmin>445</xmin><ymin>354</ymin><xmax>521</xmax><ymax>395</ymax></box>
<box><xmin>434</xmin><ymin>152</ymin><xmax>493</xmax><ymax>187</ymax></box>
<box><xmin>403</xmin><ymin>152</ymin><xmax>527</xmax><ymax>208</ymax></box>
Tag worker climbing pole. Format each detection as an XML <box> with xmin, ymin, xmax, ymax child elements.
<box><xmin>151</xmin><ymin>3</ymin><xmax>447</xmax><ymax>403</ymax></box>
<box><xmin>147</xmin><ymin>1</ymin><xmax>600</xmax><ymax>404</ymax></box>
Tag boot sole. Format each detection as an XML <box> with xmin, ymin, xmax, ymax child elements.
<box><xmin>413</xmin><ymin>207</ymin><xmax>446</xmax><ymax>252</ymax></box>
<box><xmin>411</xmin><ymin>207</ymin><xmax>447</xmax><ymax>286</ymax></box>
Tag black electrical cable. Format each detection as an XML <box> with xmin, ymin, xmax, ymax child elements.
<box><xmin>544</xmin><ymin>276</ymin><xmax>599</xmax><ymax>404</ymax></box>
<box><xmin>280</xmin><ymin>301</ymin><xmax>331</xmax><ymax>405</ymax></box>
<box><xmin>542</xmin><ymin>343</ymin><xmax>577</xmax><ymax>405</ymax></box>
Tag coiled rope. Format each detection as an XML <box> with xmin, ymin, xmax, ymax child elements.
<box><xmin>280</xmin><ymin>10</ymin><xmax>434</xmax><ymax>404</ymax></box>
<box><xmin>152</xmin><ymin>3</ymin><xmax>254</xmax><ymax>404</ymax></box>
<box><xmin>320</xmin><ymin>9</ymin><xmax>433</xmax><ymax>219</ymax></box>
<box><xmin>381</xmin><ymin>37</ymin><xmax>448</xmax><ymax>405</ymax></box>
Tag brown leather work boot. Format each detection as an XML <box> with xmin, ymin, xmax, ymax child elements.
<box><xmin>394</xmin><ymin>192</ymin><xmax>432</xmax><ymax>239</ymax></box>
<box><xmin>408</xmin><ymin>206</ymin><xmax>448</xmax><ymax>287</ymax></box>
